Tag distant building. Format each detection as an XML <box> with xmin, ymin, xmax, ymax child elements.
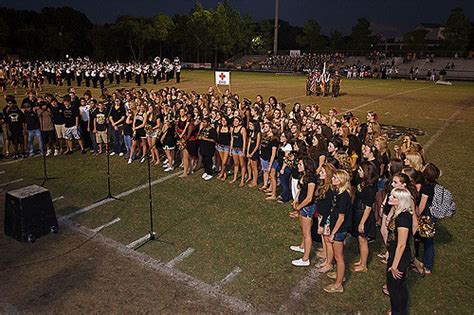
<box><xmin>414</xmin><ymin>23</ymin><xmax>446</xmax><ymax>41</ymax></box>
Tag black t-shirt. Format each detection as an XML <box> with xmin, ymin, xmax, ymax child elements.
<box><xmin>317</xmin><ymin>189</ymin><xmax>336</xmax><ymax>227</ymax></box>
<box><xmin>110</xmin><ymin>104</ymin><xmax>126</xmax><ymax>126</ymax></box>
<box><xmin>199</xmin><ymin>127</ymin><xmax>217</xmax><ymax>156</ymax></box>
<box><xmin>22</xmin><ymin>97</ymin><xmax>36</xmax><ymax>108</ymax></box>
<box><xmin>123</xmin><ymin>117</ymin><xmax>133</xmax><ymax>136</ymax></box>
<box><xmin>25</xmin><ymin>110</ymin><xmax>40</xmax><ymax>130</ymax></box>
<box><xmin>93</xmin><ymin>110</ymin><xmax>108</xmax><ymax>132</ymax></box>
<box><xmin>63</xmin><ymin>105</ymin><xmax>79</xmax><ymax>128</ymax></box>
<box><xmin>6</xmin><ymin>108</ymin><xmax>25</xmax><ymax>134</ymax></box>
<box><xmin>420</xmin><ymin>182</ymin><xmax>436</xmax><ymax>216</ymax></box>
<box><xmin>298</xmin><ymin>174</ymin><xmax>317</xmax><ymax>204</ymax></box>
<box><xmin>260</xmin><ymin>138</ymin><xmax>278</xmax><ymax>161</ymax></box>
<box><xmin>354</xmin><ymin>184</ymin><xmax>377</xmax><ymax>211</ymax></box>
<box><xmin>50</xmin><ymin>104</ymin><xmax>65</xmax><ymax>125</ymax></box>
<box><xmin>387</xmin><ymin>212</ymin><xmax>412</xmax><ymax>267</ymax></box>
<box><xmin>330</xmin><ymin>191</ymin><xmax>352</xmax><ymax>232</ymax></box>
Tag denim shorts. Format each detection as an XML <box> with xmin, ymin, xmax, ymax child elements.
<box><xmin>261</xmin><ymin>158</ymin><xmax>278</xmax><ymax>171</ymax></box>
<box><xmin>300</xmin><ymin>204</ymin><xmax>316</xmax><ymax>218</ymax></box>
<box><xmin>216</xmin><ymin>144</ymin><xmax>230</xmax><ymax>153</ymax></box>
<box><xmin>332</xmin><ymin>231</ymin><xmax>347</xmax><ymax>242</ymax></box>
<box><xmin>231</xmin><ymin>147</ymin><xmax>244</xmax><ymax>156</ymax></box>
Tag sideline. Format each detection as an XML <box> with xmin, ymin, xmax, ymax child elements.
<box><xmin>62</xmin><ymin>219</ymin><xmax>254</xmax><ymax>313</ymax></box>
<box><xmin>424</xmin><ymin>109</ymin><xmax>464</xmax><ymax>150</ymax></box>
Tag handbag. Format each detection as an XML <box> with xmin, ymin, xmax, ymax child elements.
<box><xmin>418</xmin><ymin>215</ymin><xmax>436</xmax><ymax>238</ymax></box>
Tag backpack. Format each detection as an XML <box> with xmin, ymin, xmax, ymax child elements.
<box><xmin>429</xmin><ymin>184</ymin><xmax>456</xmax><ymax>219</ymax></box>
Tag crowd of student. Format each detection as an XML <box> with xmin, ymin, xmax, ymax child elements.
<box><xmin>1</xmin><ymin>84</ymin><xmax>451</xmax><ymax>314</ymax></box>
<box><xmin>260</xmin><ymin>53</ymin><xmax>346</xmax><ymax>72</ymax></box>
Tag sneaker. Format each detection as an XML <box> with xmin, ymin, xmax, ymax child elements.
<box><xmin>164</xmin><ymin>166</ymin><xmax>174</xmax><ymax>172</ymax></box>
<box><xmin>204</xmin><ymin>174</ymin><xmax>213</xmax><ymax>181</ymax></box>
<box><xmin>292</xmin><ymin>258</ymin><xmax>310</xmax><ymax>267</ymax></box>
<box><xmin>290</xmin><ymin>245</ymin><xmax>305</xmax><ymax>254</ymax></box>
<box><xmin>140</xmin><ymin>157</ymin><xmax>146</xmax><ymax>163</ymax></box>
<box><xmin>202</xmin><ymin>173</ymin><xmax>208</xmax><ymax>179</ymax></box>
<box><xmin>128</xmin><ymin>159</ymin><xmax>133</xmax><ymax>164</ymax></box>
<box><xmin>119</xmin><ymin>152</ymin><xmax>124</xmax><ymax>157</ymax></box>
<box><xmin>163</xmin><ymin>159</ymin><xmax>168</xmax><ymax>164</ymax></box>
<box><xmin>54</xmin><ymin>149</ymin><xmax>59</xmax><ymax>156</ymax></box>
<box><xmin>327</xmin><ymin>272</ymin><xmax>346</xmax><ymax>281</ymax></box>
<box><xmin>110</xmin><ymin>152</ymin><xmax>116</xmax><ymax>156</ymax></box>
<box><xmin>323</xmin><ymin>283</ymin><xmax>343</xmax><ymax>293</ymax></box>
<box><xmin>46</xmin><ymin>149</ymin><xmax>52</xmax><ymax>156</ymax></box>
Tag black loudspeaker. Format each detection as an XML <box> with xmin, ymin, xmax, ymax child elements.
<box><xmin>4</xmin><ymin>185</ymin><xmax>59</xmax><ymax>243</ymax></box>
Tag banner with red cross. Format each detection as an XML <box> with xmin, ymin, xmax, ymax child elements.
<box><xmin>215</xmin><ymin>71</ymin><xmax>230</xmax><ymax>86</ymax></box>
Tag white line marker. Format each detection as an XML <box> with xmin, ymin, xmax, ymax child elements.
<box><xmin>0</xmin><ymin>178</ymin><xmax>24</xmax><ymax>187</ymax></box>
<box><xmin>278</xmin><ymin>265</ymin><xmax>322</xmax><ymax>312</ymax></box>
<box><xmin>167</xmin><ymin>247</ymin><xmax>195</xmax><ymax>268</ymax></box>
<box><xmin>217</xmin><ymin>267</ymin><xmax>242</xmax><ymax>288</ymax></box>
<box><xmin>61</xmin><ymin>171</ymin><xmax>180</xmax><ymax>220</ymax></box>
<box><xmin>52</xmin><ymin>196</ymin><xmax>65</xmax><ymax>202</ymax></box>
<box><xmin>424</xmin><ymin>109</ymin><xmax>463</xmax><ymax>150</ymax></box>
<box><xmin>0</xmin><ymin>171</ymin><xmax>5</xmax><ymax>174</ymax></box>
<box><xmin>126</xmin><ymin>234</ymin><xmax>153</xmax><ymax>249</ymax></box>
<box><xmin>62</xmin><ymin>219</ymin><xmax>254</xmax><ymax>312</ymax></box>
<box><xmin>92</xmin><ymin>217</ymin><xmax>121</xmax><ymax>233</ymax></box>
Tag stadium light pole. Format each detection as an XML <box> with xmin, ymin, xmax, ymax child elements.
<box><xmin>273</xmin><ymin>0</ymin><xmax>279</xmax><ymax>56</ymax></box>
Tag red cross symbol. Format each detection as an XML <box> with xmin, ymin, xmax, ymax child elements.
<box><xmin>219</xmin><ymin>72</ymin><xmax>226</xmax><ymax>80</ymax></box>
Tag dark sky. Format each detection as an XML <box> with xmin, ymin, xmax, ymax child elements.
<box><xmin>1</xmin><ymin>0</ymin><xmax>473</xmax><ymax>37</ymax></box>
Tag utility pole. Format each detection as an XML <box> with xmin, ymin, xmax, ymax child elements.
<box><xmin>273</xmin><ymin>0</ymin><xmax>279</xmax><ymax>56</ymax></box>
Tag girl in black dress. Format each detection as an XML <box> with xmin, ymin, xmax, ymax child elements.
<box><xmin>352</xmin><ymin>161</ymin><xmax>378</xmax><ymax>272</ymax></box>
<box><xmin>386</xmin><ymin>188</ymin><xmax>414</xmax><ymax>315</ymax></box>
<box><xmin>246</xmin><ymin>120</ymin><xmax>261</xmax><ymax>188</ymax></box>
<box><xmin>128</xmin><ymin>103</ymin><xmax>147</xmax><ymax>164</ymax></box>
<box><xmin>229</xmin><ymin>116</ymin><xmax>247</xmax><ymax>187</ymax></box>
<box><xmin>216</xmin><ymin>116</ymin><xmax>231</xmax><ymax>180</ymax></box>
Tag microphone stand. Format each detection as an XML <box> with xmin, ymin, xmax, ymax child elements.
<box><xmin>133</xmin><ymin>144</ymin><xmax>173</xmax><ymax>250</ymax></box>
<box><xmin>36</xmin><ymin>108</ymin><xmax>59</xmax><ymax>184</ymax></box>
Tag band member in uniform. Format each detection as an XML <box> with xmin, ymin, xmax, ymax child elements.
<box><xmin>315</xmin><ymin>71</ymin><xmax>322</xmax><ymax>97</ymax></box>
<box><xmin>332</xmin><ymin>70</ymin><xmax>341</xmax><ymax>97</ymax></box>
<box><xmin>175</xmin><ymin>63</ymin><xmax>181</xmax><ymax>83</ymax></box>
<box><xmin>323</xmin><ymin>70</ymin><xmax>331</xmax><ymax>97</ymax></box>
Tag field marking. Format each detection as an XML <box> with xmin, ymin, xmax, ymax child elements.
<box><xmin>61</xmin><ymin>171</ymin><xmax>180</xmax><ymax>220</ymax></box>
<box><xmin>126</xmin><ymin>234</ymin><xmax>153</xmax><ymax>249</ymax></box>
<box><xmin>0</xmin><ymin>171</ymin><xmax>5</xmax><ymax>174</ymax></box>
<box><xmin>166</xmin><ymin>247</ymin><xmax>195</xmax><ymax>268</ymax></box>
<box><xmin>92</xmin><ymin>217</ymin><xmax>121</xmax><ymax>233</ymax></box>
<box><xmin>278</xmin><ymin>265</ymin><xmax>322</xmax><ymax>312</ymax></box>
<box><xmin>0</xmin><ymin>154</ymin><xmax>41</xmax><ymax>165</ymax></box>
<box><xmin>0</xmin><ymin>178</ymin><xmax>24</xmax><ymax>187</ymax></box>
<box><xmin>424</xmin><ymin>109</ymin><xmax>464</xmax><ymax>150</ymax></box>
<box><xmin>62</xmin><ymin>219</ymin><xmax>254</xmax><ymax>312</ymax></box>
<box><xmin>217</xmin><ymin>267</ymin><xmax>242</xmax><ymax>289</ymax></box>
<box><xmin>52</xmin><ymin>195</ymin><xmax>65</xmax><ymax>202</ymax></box>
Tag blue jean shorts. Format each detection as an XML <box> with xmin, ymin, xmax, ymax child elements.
<box><xmin>332</xmin><ymin>231</ymin><xmax>347</xmax><ymax>242</ymax></box>
<box><xmin>261</xmin><ymin>158</ymin><xmax>278</xmax><ymax>171</ymax></box>
<box><xmin>216</xmin><ymin>144</ymin><xmax>230</xmax><ymax>153</ymax></box>
<box><xmin>300</xmin><ymin>204</ymin><xmax>316</xmax><ymax>218</ymax></box>
<box><xmin>231</xmin><ymin>147</ymin><xmax>244</xmax><ymax>156</ymax></box>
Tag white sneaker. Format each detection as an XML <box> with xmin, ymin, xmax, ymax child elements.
<box><xmin>290</xmin><ymin>246</ymin><xmax>305</xmax><ymax>254</ymax></box>
<box><xmin>110</xmin><ymin>152</ymin><xmax>116</xmax><ymax>156</ymax></box>
<box><xmin>163</xmin><ymin>159</ymin><xmax>168</xmax><ymax>164</ymax></box>
<box><xmin>163</xmin><ymin>163</ymin><xmax>169</xmax><ymax>168</ymax></box>
<box><xmin>140</xmin><ymin>157</ymin><xmax>146</xmax><ymax>163</ymax></box>
<box><xmin>128</xmin><ymin>159</ymin><xmax>133</xmax><ymax>164</ymax></box>
<box><xmin>202</xmin><ymin>173</ymin><xmax>207</xmax><ymax>179</ymax></box>
<box><xmin>46</xmin><ymin>149</ymin><xmax>52</xmax><ymax>156</ymax></box>
<box><xmin>164</xmin><ymin>166</ymin><xmax>174</xmax><ymax>172</ymax></box>
<box><xmin>204</xmin><ymin>174</ymin><xmax>213</xmax><ymax>181</ymax></box>
<box><xmin>292</xmin><ymin>258</ymin><xmax>310</xmax><ymax>267</ymax></box>
<box><xmin>119</xmin><ymin>152</ymin><xmax>124</xmax><ymax>157</ymax></box>
<box><xmin>54</xmin><ymin>149</ymin><xmax>59</xmax><ymax>156</ymax></box>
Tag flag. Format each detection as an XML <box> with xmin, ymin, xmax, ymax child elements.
<box><xmin>215</xmin><ymin>71</ymin><xmax>230</xmax><ymax>85</ymax></box>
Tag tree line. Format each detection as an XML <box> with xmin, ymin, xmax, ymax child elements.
<box><xmin>0</xmin><ymin>3</ymin><xmax>472</xmax><ymax>62</ymax></box>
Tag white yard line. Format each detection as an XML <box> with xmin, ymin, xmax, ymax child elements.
<box><xmin>126</xmin><ymin>234</ymin><xmax>154</xmax><ymax>249</ymax></box>
<box><xmin>60</xmin><ymin>171</ymin><xmax>180</xmax><ymax>220</ymax></box>
<box><xmin>166</xmin><ymin>247</ymin><xmax>195</xmax><ymax>268</ymax></box>
<box><xmin>92</xmin><ymin>217</ymin><xmax>121</xmax><ymax>233</ymax></box>
<box><xmin>62</xmin><ymin>219</ymin><xmax>254</xmax><ymax>312</ymax></box>
<box><xmin>52</xmin><ymin>196</ymin><xmax>65</xmax><ymax>202</ymax></box>
<box><xmin>0</xmin><ymin>171</ymin><xmax>5</xmax><ymax>174</ymax></box>
<box><xmin>424</xmin><ymin>109</ymin><xmax>464</xmax><ymax>150</ymax></box>
<box><xmin>0</xmin><ymin>178</ymin><xmax>24</xmax><ymax>187</ymax></box>
<box><xmin>217</xmin><ymin>267</ymin><xmax>242</xmax><ymax>289</ymax></box>
<box><xmin>278</xmin><ymin>265</ymin><xmax>322</xmax><ymax>312</ymax></box>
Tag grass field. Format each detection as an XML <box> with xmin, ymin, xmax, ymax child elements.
<box><xmin>1</xmin><ymin>70</ymin><xmax>473</xmax><ymax>313</ymax></box>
